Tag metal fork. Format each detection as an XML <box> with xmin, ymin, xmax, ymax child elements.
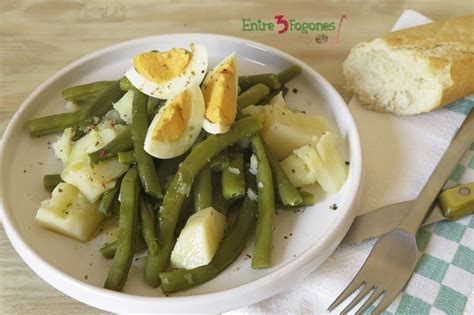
<box><xmin>328</xmin><ymin>110</ymin><xmax>474</xmax><ymax>314</ymax></box>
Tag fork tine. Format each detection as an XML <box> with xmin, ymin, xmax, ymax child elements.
<box><xmin>371</xmin><ymin>291</ymin><xmax>399</xmax><ymax>315</ymax></box>
<box><xmin>327</xmin><ymin>277</ymin><xmax>365</xmax><ymax>311</ymax></box>
<box><xmin>355</xmin><ymin>288</ymin><xmax>385</xmax><ymax>315</ymax></box>
<box><xmin>341</xmin><ymin>284</ymin><xmax>374</xmax><ymax>314</ymax></box>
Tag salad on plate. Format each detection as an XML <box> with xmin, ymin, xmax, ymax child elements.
<box><xmin>27</xmin><ymin>43</ymin><xmax>348</xmax><ymax>293</ymax></box>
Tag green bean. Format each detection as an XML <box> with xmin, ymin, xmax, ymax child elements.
<box><xmin>159</xmin><ymin>195</ymin><xmax>257</xmax><ymax>293</ymax></box>
<box><xmin>265</xmin><ymin>146</ymin><xmax>302</xmax><ymax>206</ymax></box>
<box><xmin>73</xmin><ymin>95</ymin><xmax>99</xmax><ymax>107</ymax></box>
<box><xmin>132</xmin><ymin>90</ymin><xmax>163</xmax><ymax>199</ymax></box>
<box><xmin>222</xmin><ymin>153</ymin><xmax>245</xmax><ymax>199</ymax></box>
<box><xmin>118</xmin><ymin>150</ymin><xmax>135</xmax><ymax>165</ymax></box>
<box><xmin>144</xmin><ymin>116</ymin><xmax>263</xmax><ymax>287</ymax></box>
<box><xmin>43</xmin><ymin>174</ymin><xmax>63</xmax><ymax>192</ymax></box>
<box><xmin>104</xmin><ymin>166</ymin><xmax>140</xmax><ymax>291</ymax></box>
<box><xmin>88</xmin><ymin>127</ymin><xmax>133</xmax><ymax>164</ymax></box>
<box><xmin>147</xmin><ymin>97</ymin><xmax>163</xmax><ymax>123</ymax></box>
<box><xmin>157</xmin><ymin>156</ymin><xmax>186</xmax><ymax>189</ymax></box>
<box><xmin>62</xmin><ymin>81</ymin><xmax>115</xmax><ymax>102</ymax></box>
<box><xmin>98</xmin><ymin>179</ymin><xmax>121</xmax><ymax>216</ymax></box>
<box><xmin>27</xmin><ymin>82</ymin><xmax>123</xmax><ymax>137</ymax></box>
<box><xmin>139</xmin><ymin>197</ymin><xmax>159</xmax><ymax>255</ymax></box>
<box><xmin>239</xmin><ymin>73</ymin><xmax>281</xmax><ymax>91</ymax></box>
<box><xmin>212</xmin><ymin>185</ymin><xmax>239</xmax><ymax>215</ymax></box>
<box><xmin>251</xmin><ymin>134</ymin><xmax>275</xmax><ymax>269</ymax></box>
<box><xmin>299</xmin><ymin>190</ymin><xmax>316</xmax><ymax>206</ymax></box>
<box><xmin>119</xmin><ymin>76</ymin><xmax>135</xmax><ymax>91</ymax></box>
<box><xmin>237</xmin><ymin>83</ymin><xmax>270</xmax><ymax>108</ymax></box>
<box><xmin>80</xmin><ymin>81</ymin><xmax>124</xmax><ymax>129</ymax></box>
<box><xmin>277</xmin><ymin>65</ymin><xmax>302</xmax><ymax>85</ymax></box>
<box><xmin>27</xmin><ymin>110</ymin><xmax>86</xmax><ymax>137</ymax></box>
<box><xmin>194</xmin><ymin>165</ymin><xmax>213</xmax><ymax>211</ymax></box>
<box><xmin>100</xmin><ymin>233</ymin><xmax>147</xmax><ymax>259</ymax></box>
<box><xmin>258</xmin><ymin>86</ymin><xmax>289</xmax><ymax>105</ymax></box>
<box><xmin>175</xmin><ymin>192</ymin><xmax>195</xmax><ymax>235</ymax></box>
<box><xmin>209</xmin><ymin>152</ymin><xmax>230</xmax><ymax>171</ymax></box>
<box><xmin>71</xmin><ymin>128</ymin><xmax>86</xmax><ymax>141</ymax></box>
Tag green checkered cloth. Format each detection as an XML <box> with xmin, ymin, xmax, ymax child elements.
<box><xmin>375</xmin><ymin>99</ymin><xmax>474</xmax><ymax>315</ymax></box>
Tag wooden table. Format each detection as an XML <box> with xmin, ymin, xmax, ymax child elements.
<box><xmin>1</xmin><ymin>1</ymin><xmax>472</xmax><ymax>313</ymax></box>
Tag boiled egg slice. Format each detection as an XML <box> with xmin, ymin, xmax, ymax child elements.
<box><xmin>202</xmin><ymin>52</ymin><xmax>238</xmax><ymax>134</ymax></box>
<box><xmin>144</xmin><ymin>83</ymin><xmax>205</xmax><ymax>159</ymax></box>
<box><xmin>125</xmin><ymin>43</ymin><xmax>208</xmax><ymax>99</ymax></box>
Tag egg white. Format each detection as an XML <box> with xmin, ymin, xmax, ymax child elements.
<box><xmin>144</xmin><ymin>84</ymin><xmax>205</xmax><ymax>159</ymax></box>
<box><xmin>125</xmin><ymin>43</ymin><xmax>208</xmax><ymax>99</ymax></box>
<box><xmin>202</xmin><ymin>52</ymin><xmax>238</xmax><ymax>135</ymax></box>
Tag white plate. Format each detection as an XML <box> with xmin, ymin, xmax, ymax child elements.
<box><xmin>0</xmin><ymin>34</ymin><xmax>362</xmax><ymax>313</ymax></box>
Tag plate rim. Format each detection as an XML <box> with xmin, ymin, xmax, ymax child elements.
<box><xmin>0</xmin><ymin>33</ymin><xmax>362</xmax><ymax>312</ymax></box>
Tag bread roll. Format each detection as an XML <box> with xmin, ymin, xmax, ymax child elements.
<box><xmin>343</xmin><ymin>15</ymin><xmax>474</xmax><ymax>115</ymax></box>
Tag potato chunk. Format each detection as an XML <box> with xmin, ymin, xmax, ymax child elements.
<box><xmin>171</xmin><ymin>207</ymin><xmax>227</xmax><ymax>269</ymax></box>
<box><xmin>242</xmin><ymin>103</ymin><xmax>328</xmax><ymax>160</ymax></box>
<box><xmin>294</xmin><ymin>132</ymin><xmax>347</xmax><ymax>193</ymax></box>
<box><xmin>35</xmin><ymin>183</ymin><xmax>103</xmax><ymax>241</ymax></box>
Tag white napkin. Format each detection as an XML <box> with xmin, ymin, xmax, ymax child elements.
<box><xmin>228</xmin><ymin>10</ymin><xmax>472</xmax><ymax>314</ymax></box>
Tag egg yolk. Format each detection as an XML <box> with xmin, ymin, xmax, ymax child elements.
<box><xmin>202</xmin><ymin>57</ymin><xmax>237</xmax><ymax>124</ymax></box>
<box><xmin>153</xmin><ymin>91</ymin><xmax>191</xmax><ymax>142</ymax></box>
<box><xmin>133</xmin><ymin>48</ymin><xmax>193</xmax><ymax>83</ymax></box>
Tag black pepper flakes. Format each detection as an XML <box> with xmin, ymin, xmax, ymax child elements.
<box><xmin>330</xmin><ymin>204</ymin><xmax>338</xmax><ymax>210</ymax></box>
<box><xmin>284</xmin><ymin>236</ymin><xmax>288</xmax><ymax>239</ymax></box>
<box><xmin>345</xmin><ymin>161</ymin><xmax>350</xmax><ymax>165</ymax></box>
<box><xmin>84</xmin><ymin>275</ymin><xmax>88</xmax><ymax>280</ymax></box>
<box><xmin>292</xmin><ymin>88</ymin><xmax>298</xmax><ymax>94</ymax></box>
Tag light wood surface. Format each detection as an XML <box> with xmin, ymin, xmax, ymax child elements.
<box><xmin>1</xmin><ymin>1</ymin><xmax>472</xmax><ymax>313</ymax></box>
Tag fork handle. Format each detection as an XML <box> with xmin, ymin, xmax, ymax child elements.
<box><xmin>398</xmin><ymin>110</ymin><xmax>474</xmax><ymax>235</ymax></box>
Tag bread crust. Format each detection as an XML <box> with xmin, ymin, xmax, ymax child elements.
<box><xmin>384</xmin><ymin>16</ymin><xmax>474</xmax><ymax>111</ymax></box>
<box><xmin>345</xmin><ymin>16</ymin><xmax>474</xmax><ymax>114</ymax></box>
